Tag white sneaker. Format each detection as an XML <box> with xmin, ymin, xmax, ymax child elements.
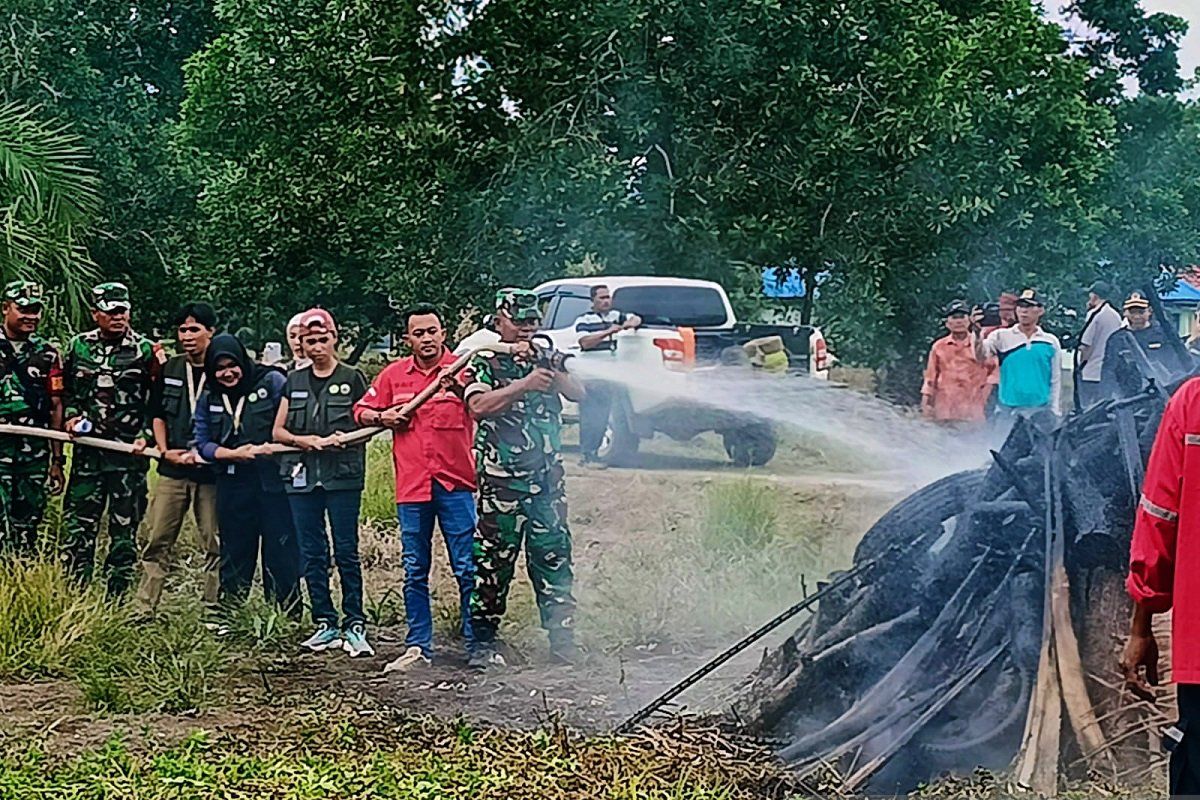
<box><xmin>383</xmin><ymin>645</ymin><xmax>432</xmax><ymax>673</ymax></box>
<box><xmin>300</xmin><ymin>622</ymin><xmax>343</xmax><ymax>652</ymax></box>
<box><xmin>342</xmin><ymin>622</ymin><xmax>375</xmax><ymax>658</ymax></box>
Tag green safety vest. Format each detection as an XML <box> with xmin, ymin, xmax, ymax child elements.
<box><xmin>157</xmin><ymin>355</ymin><xmax>212</xmax><ymax>482</ymax></box>
<box><xmin>278</xmin><ymin>363</ymin><xmax>365</xmax><ymax>493</ymax></box>
<box><xmin>205</xmin><ymin>370</ymin><xmax>284</xmax><ymax>492</ymax></box>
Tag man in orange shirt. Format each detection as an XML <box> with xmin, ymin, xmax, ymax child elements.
<box><xmin>922</xmin><ymin>301</ymin><xmax>994</xmax><ymax>424</ymax></box>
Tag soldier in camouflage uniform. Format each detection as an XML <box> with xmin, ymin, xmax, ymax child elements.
<box><xmin>463</xmin><ymin>289</ymin><xmax>587</xmax><ymax>668</ymax></box>
<box><xmin>0</xmin><ymin>281</ymin><xmax>65</xmax><ymax>552</ymax></box>
<box><xmin>62</xmin><ymin>283</ymin><xmax>161</xmax><ymax>595</ymax></box>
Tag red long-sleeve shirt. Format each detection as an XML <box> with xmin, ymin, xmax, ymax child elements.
<box><xmin>1128</xmin><ymin>377</ymin><xmax>1200</xmax><ymax>683</ymax></box>
<box><xmin>353</xmin><ymin>351</ymin><xmax>476</xmax><ymax>503</ymax></box>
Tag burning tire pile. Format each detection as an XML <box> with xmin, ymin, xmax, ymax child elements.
<box><xmin>725</xmin><ymin>380</ymin><xmax>1181</xmax><ymax>794</ymax></box>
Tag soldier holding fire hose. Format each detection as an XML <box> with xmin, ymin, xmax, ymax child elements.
<box><xmin>462</xmin><ymin>289</ymin><xmax>586</xmax><ymax>669</ymax></box>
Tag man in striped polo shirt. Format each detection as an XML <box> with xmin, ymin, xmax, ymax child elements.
<box><xmin>973</xmin><ymin>288</ymin><xmax>1062</xmax><ymax>436</ymax></box>
<box><xmin>573</xmin><ymin>285</ymin><xmax>641</xmax><ymax>467</ymax></box>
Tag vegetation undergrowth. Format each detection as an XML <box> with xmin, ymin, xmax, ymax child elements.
<box><xmin>0</xmin><ymin>704</ymin><xmax>793</xmax><ymax>799</ymax></box>
<box><xmin>581</xmin><ymin>477</ymin><xmax>852</xmax><ymax>650</ymax></box>
<box><xmin>0</xmin><ymin>556</ymin><xmax>297</xmax><ymax>713</ymax></box>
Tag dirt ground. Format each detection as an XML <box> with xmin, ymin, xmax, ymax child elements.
<box><xmin>0</xmin><ymin>432</ymin><xmax>905</xmax><ymax>753</ymax></box>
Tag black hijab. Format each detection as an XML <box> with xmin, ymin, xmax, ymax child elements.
<box><xmin>204</xmin><ymin>333</ymin><xmax>270</xmax><ymax>398</ymax></box>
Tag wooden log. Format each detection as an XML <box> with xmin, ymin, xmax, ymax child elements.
<box><xmin>1013</xmin><ymin>453</ymin><xmax>1063</xmax><ymax>796</ymax></box>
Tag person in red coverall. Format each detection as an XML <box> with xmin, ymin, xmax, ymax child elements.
<box><xmin>1122</xmin><ymin>378</ymin><xmax>1200</xmax><ymax>796</ymax></box>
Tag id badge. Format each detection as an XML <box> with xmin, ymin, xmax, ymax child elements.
<box><xmin>97</xmin><ymin>374</ymin><xmax>115</xmax><ymax>388</ymax></box>
<box><xmin>291</xmin><ymin>463</ymin><xmax>307</xmax><ymax>489</ymax></box>
<box><xmin>1164</xmin><ymin>723</ymin><xmax>1186</xmax><ymax>754</ymax></box>
<box><xmin>226</xmin><ymin>464</ymin><xmax>235</xmax><ymax>475</ymax></box>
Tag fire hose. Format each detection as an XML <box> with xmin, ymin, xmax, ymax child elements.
<box><xmin>0</xmin><ymin>340</ymin><xmax>569</xmax><ymax>459</ymax></box>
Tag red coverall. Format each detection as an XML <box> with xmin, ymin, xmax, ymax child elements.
<box><xmin>1128</xmin><ymin>377</ymin><xmax>1200</xmax><ymax>794</ymax></box>
<box><xmin>1128</xmin><ymin>377</ymin><xmax>1200</xmax><ymax>684</ymax></box>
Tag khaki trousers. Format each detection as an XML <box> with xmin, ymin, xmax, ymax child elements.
<box><xmin>135</xmin><ymin>476</ymin><xmax>220</xmax><ymax>610</ymax></box>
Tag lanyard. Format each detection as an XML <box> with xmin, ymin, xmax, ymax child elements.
<box><xmin>221</xmin><ymin>394</ymin><xmax>247</xmax><ymax>433</ymax></box>
<box><xmin>185</xmin><ymin>363</ymin><xmax>206</xmax><ymax>415</ymax></box>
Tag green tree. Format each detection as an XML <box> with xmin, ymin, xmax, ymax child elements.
<box><xmin>175</xmin><ymin>0</ymin><xmax>484</xmax><ymax>349</ymax></box>
<box><xmin>1065</xmin><ymin>0</ymin><xmax>1189</xmax><ymax>97</ymax></box>
<box><xmin>436</xmin><ymin>0</ymin><xmax>1114</xmax><ymax>368</ymax></box>
<box><xmin>0</xmin><ymin>102</ymin><xmax>101</xmax><ymax>324</ymax></box>
<box><xmin>0</xmin><ymin>0</ymin><xmax>215</xmax><ymax>327</ymax></box>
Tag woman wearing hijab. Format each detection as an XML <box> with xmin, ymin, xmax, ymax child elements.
<box><xmin>193</xmin><ymin>333</ymin><xmax>301</xmax><ymax>617</ymax></box>
<box><xmin>285</xmin><ymin>313</ymin><xmax>312</xmax><ymax>372</ymax></box>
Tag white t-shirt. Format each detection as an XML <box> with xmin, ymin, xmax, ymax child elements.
<box><xmin>1079</xmin><ymin>302</ymin><xmax>1122</xmax><ymax>382</ymax></box>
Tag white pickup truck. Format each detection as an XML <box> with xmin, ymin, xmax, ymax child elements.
<box><xmin>457</xmin><ymin>276</ymin><xmax>831</xmax><ymax>467</ymax></box>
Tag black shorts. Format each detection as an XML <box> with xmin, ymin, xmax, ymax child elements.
<box><xmin>1172</xmin><ymin>684</ymin><xmax>1200</xmax><ymax>798</ymax></box>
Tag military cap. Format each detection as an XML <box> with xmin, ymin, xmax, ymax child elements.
<box><xmin>494</xmin><ymin>288</ymin><xmax>542</xmax><ymax>321</ymax></box>
<box><xmin>3</xmin><ymin>280</ymin><xmax>44</xmax><ymax>308</ymax></box>
<box><xmin>91</xmin><ymin>282</ymin><xmax>131</xmax><ymax>312</ymax></box>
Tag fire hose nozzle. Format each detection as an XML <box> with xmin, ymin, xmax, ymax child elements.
<box><xmin>483</xmin><ymin>337</ymin><xmax>573</xmax><ymax>372</ymax></box>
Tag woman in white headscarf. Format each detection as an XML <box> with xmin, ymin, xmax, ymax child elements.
<box><xmin>285</xmin><ymin>313</ymin><xmax>312</xmax><ymax>371</ymax></box>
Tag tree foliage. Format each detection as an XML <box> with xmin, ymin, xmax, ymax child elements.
<box><xmin>5</xmin><ymin>0</ymin><xmax>1200</xmax><ymax>381</ymax></box>
<box><xmin>0</xmin><ymin>102</ymin><xmax>101</xmax><ymax>324</ymax></box>
<box><xmin>433</xmin><ymin>0</ymin><xmax>1119</xmax><ymax>364</ymax></box>
<box><xmin>0</xmin><ymin>0</ymin><xmax>215</xmax><ymax>327</ymax></box>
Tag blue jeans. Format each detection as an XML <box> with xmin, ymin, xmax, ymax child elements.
<box><xmin>289</xmin><ymin>488</ymin><xmax>364</xmax><ymax>627</ymax></box>
<box><xmin>397</xmin><ymin>482</ymin><xmax>477</xmax><ymax>654</ymax></box>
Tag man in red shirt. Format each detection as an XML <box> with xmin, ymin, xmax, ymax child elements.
<box><xmin>921</xmin><ymin>301</ymin><xmax>994</xmax><ymax>424</ymax></box>
<box><xmin>1122</xmin><ymin>377</ymin><xmax>1200</xmax><ymax>795</ymax></box>
<box><xmin>354</xmin><ymin>303</ymin><xmax>477</xmax><ymax>672</ymax></box>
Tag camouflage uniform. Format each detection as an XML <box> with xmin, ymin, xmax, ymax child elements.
<box><xmin>0</xmin><ymin>281</ymin><xmax>64</xmax><ymax>552</ymax></box>
<box><xmin>61</xmin><ymin>283</ymin><xmax>160</xmax><ymax>595</ymax></box>
<box><xmin>464</xmin><ymin>290</ymin><xmax>576</xmax><ymax>645</ymax></box>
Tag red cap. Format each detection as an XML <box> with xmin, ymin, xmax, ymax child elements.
<box><xmin>298</xmin><ymin>308</ymin><xmax>337</xmax><ymax>336</ymax></box>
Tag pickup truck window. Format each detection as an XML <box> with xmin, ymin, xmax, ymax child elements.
<box><xmin>549</xmin><ymin>294</ymin><xmax>593</xmax><ymax>329</ymax></box>
<box><xmin>613</xmin><ymin>286</ymin><xmax>729</xmax><ymax>328</ymax></box>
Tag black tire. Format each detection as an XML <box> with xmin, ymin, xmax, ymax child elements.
<box><xmin>723</xmin><ymin>422</ymin><xmax>777</xmax><ymax>467</ymax></box>
<box><xmin>852</xmin><ymin>469</ymin><xmax>985</xmax><ymax>564</ymax></box>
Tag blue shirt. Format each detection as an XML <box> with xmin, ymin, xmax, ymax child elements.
<box><xmin>981</xmin><ymin>326</ymin><xmax>1063</xmax><ymax>412</ymax></box>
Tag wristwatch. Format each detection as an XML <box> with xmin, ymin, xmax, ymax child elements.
<box><xmin>51</xmin><ymin>455</ymin><xmax>66</xmax><ymax>467</ymax></box>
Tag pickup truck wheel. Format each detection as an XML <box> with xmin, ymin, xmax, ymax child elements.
<box><xmin>598</xmin><ymin>390</ymin><xmax>640</xmax><ymax>466</ymax></box>
<box><xmin>599</xmin><ymin>416</ymin><xmax>640</xmax><ymax>466</ymax></box>
<box><xmin>723</xmin><ymin>422</ymin><xmax>776</xmax><ymax>467</ymax></box>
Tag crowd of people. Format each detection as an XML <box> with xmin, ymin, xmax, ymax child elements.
<box><xmin>0</xmin><ymin>280</ymin><xmax>599</xmax><ymax>671</ymax></box>
<box><xmin>920</xmin><ymin>282</ymin><xmax>1190</xmax><ymax>432</ymax></box>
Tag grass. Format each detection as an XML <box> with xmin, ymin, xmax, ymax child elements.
<box><xmin>0</xmin><ymin>705</ymin><xmax>793</xmax><ymax>799</ymax></box>
<box><xmin>0</xmin><ymin>558</ymin><xmax>111</xmax><ymax>678</ymax></box>
<box><xmin>360</xmin><ymin>437</ymin><xmax>398</xmax><ymax>525</ymax></box>
<box><xmin>0</xmin><ymin>556</ymin><xmax>301</xmax><ymax>714</ymax></box>
<box><xmin>579</xmin><ymin>478</ymin><xmax>854</xmax><ymax>652</ymax></box>
<box><xmin>71</xmin><ymin>597</ymin><xmax>226</xmax><ymax>713</ymax></box>
<box><xmin>360</xmin><ymin>471</ymin><xmax>860</xmax><ymax>655</ymax></box>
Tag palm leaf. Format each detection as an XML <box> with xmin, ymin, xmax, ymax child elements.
<box><xmin>0</xmin><ymin>101</ymin><xmax>101</xmax><ymax>324</ymax></box>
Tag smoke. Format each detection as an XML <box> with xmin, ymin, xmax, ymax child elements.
<box><xmin>566</xmin><ymin>356</ymin><xmax>994</xmax><ymax>484</ymax></box>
